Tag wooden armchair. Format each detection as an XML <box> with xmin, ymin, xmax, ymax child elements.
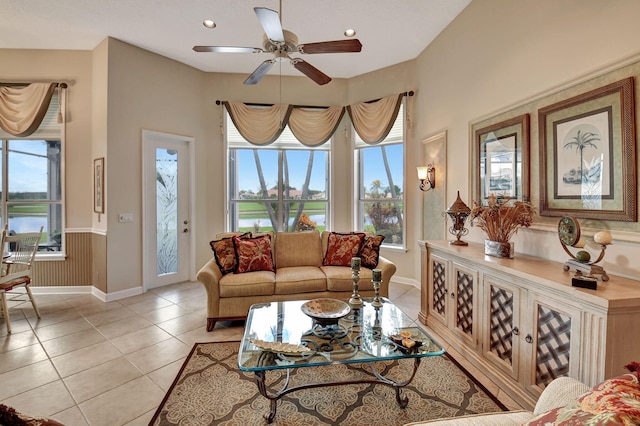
<box><xmin>0</xmin><ymin>226</ymin><xmax>43</xmax><ymax>333</ymax></box>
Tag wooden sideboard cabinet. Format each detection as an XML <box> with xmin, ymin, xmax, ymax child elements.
<box><xmin>419</xmin><ymin>240</ymin><xmax>640</xmax><ymax>409</ymax></box>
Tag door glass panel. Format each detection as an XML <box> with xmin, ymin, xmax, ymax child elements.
<box><xmin>156</xmin><ymin>148</ymin><xmax>178</xmax><ymax>275</ymax></box>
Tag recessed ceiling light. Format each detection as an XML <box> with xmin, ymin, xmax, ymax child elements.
<box><xmin>344</xmin><ymin>29</ymin><xmax>356</xmax><ymax>37</ymax></box>
<box><xmin>203</xmin><ymin>19</ymin><xmax>216</xmax><ymax>29</ymax></box>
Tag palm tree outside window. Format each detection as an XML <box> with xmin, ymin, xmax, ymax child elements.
<box><xmin>356</xmin><ymin>103</ymin><xmax>405</xmax><ymax>247</ymax></box>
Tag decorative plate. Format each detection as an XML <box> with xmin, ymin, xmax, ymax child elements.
<box><xmin>251</xmin><ymin>339</ymin><xmax>312</xmax><ymax>355</ymax></box>
<box><xmin>558</xmin><ymin>216</ymin><xmax>580</xmax><ymax>247</ymax></box>
<box><xmin>301</xmin><ymin>298</ymin><xmax>351</xmax><ymax>325</ymax></box>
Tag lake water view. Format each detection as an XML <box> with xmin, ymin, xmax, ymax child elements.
<box><xmin>238</xmin><ymin>214</ymin><xmax>326</xmax><ymax>228</ymax></box>
<box><xmin>9</xmin><ymin>216</ymin><xmax>49</xmax><ymax>234</ymax></box>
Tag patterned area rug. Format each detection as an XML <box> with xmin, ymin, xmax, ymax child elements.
<box><xmin>150</xmin><ymin>342</ymin><xmax>506</xmax><ymax>426</ymax></box>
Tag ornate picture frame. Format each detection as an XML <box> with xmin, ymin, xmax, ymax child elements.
<box><xmin>94</xmin><ymin>157</ymin><xmax>105</xmax><ymax>214</ymax></box>
<box><xmin>473</xmin><ymin>114</ymin><xmax>530</xmax><ymax>204</ymax></box>
<box><xmin>538</xmin><ymin>77</ymin><xmax>636</xmax><ymax>221</ymax></box>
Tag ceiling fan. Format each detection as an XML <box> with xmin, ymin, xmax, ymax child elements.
<box><xmin>193</xmin><ymin>7</ymin><xmax>362</xmax><ymax>86</ymax></box>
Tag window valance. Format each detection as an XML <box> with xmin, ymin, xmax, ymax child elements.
<box><xmin>223</xmin><ymin>91</ymin><xmax>408</xmax><ymax>147</ymax></box>
<box><xmin>347</xmin><ymin>93</ymin><xmax>404</xmax><ymax>144</ymax></box>
<box><xmin>0</xmin><ymin>83</ymin><xmax>58</xmax><ymax>137</ymax></box>
<box><xmin>224</xmin><ymin>102</ymin><xmax>292</xmax><ymax>145</ymax></box>
<box><xmin>288</xmin><ymin>106</ymin><xmax>345</xmax><ymax>146</ymax></box>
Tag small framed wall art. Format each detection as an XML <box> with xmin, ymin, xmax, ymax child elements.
<box><xmin>94</xmin><ymin>157</ymin><xmax>105</xmax><ymax>214</ymax></box>
<box><xmin>473</xmin><ymin>113</ymin><xmax>530</xmax><ymax>204</ymax></box>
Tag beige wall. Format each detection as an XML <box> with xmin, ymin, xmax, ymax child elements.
<box><xmin>1</xmin><ymin>49</ymin><xmax>93</xmax><ymax>230</ymax></box>
<box><xmin>102</xmin><ymin>39</ymin><xmax>208</xmax><ymax>292</ymax></box>
<box><xmin>413</xmin><ymin>0</ymin><xmax>640</xmax><ymax>280</ymax></box>
<box><xmin>4</xmin><ymin>0</ymin><xmax>640</xmax><ymax>293</ymax></box>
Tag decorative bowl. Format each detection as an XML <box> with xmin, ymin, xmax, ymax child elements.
<box><xmin>301</xmin><ymin>298</ymin><xmax>351</xmax><ymax>326</ymax></box>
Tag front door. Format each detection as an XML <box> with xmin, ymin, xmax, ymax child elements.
<box><xmin>142</xmin><ymin>130</ymin><xmax>194</xmax><ymax>290</ymax></box>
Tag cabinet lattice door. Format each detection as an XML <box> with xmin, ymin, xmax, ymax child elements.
<box><xmin>455</xmin><ymin>269</ymin><xmax>474</xmax><ymax>338</ymax></box>
<box><xmin>535</xmin><ymin>304</ymin><xmax>571</xmax><ymax>387</ymax></box>
<box><xmin>431</xmin><ymin>258</ymin><xmax>447</xmax><ymax>318</ymax></box>
<box><xmin>483</xmin><ymin>275</ymin><xmax>520</xmax><ymax>380</ymax></box>
<box><xmin>489</xmin><ymin>285</ymin><xmax>514</xmax><ymax>364</ymax></box>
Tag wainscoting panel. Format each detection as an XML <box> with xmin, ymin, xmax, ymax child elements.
<box><xmin>32</xmin><ymin>232</ymin><xmax>95</xmax><ymax>287</ymax></box>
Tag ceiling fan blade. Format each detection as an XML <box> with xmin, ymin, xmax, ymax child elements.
<box><xmin>244</xmin><ymin>59</ymin><xmax>276</xmax><ymax>85</ymax></box>
<box><xmin>298</xmin><ymin>39</ymin><xmax>362</xmax><ymax>54</ymax></box>
<box><xmin>254</xmin><ymin>7</ymin><xmax>284</xmax><ymax>42</ymax></box>
<box><xmin>193</xmin><ymin>46</ymin><xmax>263</xmax><ymax>53</ymax></box>
<box><xmin>293</xmin><ymin>60</ymin><xmax>332</xmax><ymax>85</ymax></box>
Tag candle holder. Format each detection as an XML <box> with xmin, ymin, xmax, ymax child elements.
<box><xmin>558</xmin><ymin>216</ymin><xmax>611</xmax><ymax>282</ymax></box>
<box><xmin>349</xmin><ymin>257</ymin><xmax>363</xmax><ymax>308</ymax></box>
<box><xmin>371</xmin><ymin>268</ymin><xmax>383</xmax><ymax>307</ymax></box>
<box><xmin>373</xmin><ymin>305</ymin><xmax>382</xmax><ymax>341</ymax></box>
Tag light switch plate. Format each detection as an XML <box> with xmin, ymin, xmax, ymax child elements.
<box><xmin>119</xmin><ymin>213</ymin><xmax>133</xmax><ymax>223</ymax></box>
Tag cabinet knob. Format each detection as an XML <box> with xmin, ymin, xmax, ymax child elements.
<box><xmin>512</xmin><ymin>327</ymin><xmax>519</xmax><ymax>336</ymax></box>
<box><xmin>525</xmin><ymin>334</ymin><xmax>533</xmax><ymax>343</ymax></box>
<box><xmin>444</xmin><ymin>289</ymin><xmax>448</xmax><ymax>294</ymax></box>
<box><xmin>450</xmin><ymin>292</ymin><xmax>455</xmax><ymax>299</ymax></box>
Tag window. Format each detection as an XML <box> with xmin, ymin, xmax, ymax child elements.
<box><xmin>227</xmin><ymin>114</ymin><xmax>329</xmax><ymax>233</ymax></box>
<box><xmin>0</xmin><ymin>92</ymin><xmax>63</xmax><ymax>253</ymax></box>
<box><xmin>356</xmin><ymin>103</ymin><xmax>405</xmax><ymax>247</ymax></box>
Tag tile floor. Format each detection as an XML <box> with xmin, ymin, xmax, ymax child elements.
<box><xmin>0</xmin><ymin>281</ymin><xmax>523</xmax><ymax>425</ymax></box>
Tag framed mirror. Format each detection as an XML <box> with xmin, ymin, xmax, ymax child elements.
<box><xmin>473</xmin><ymin>114</ymin><xmax>530</xmax><ymax>204</ymax></box>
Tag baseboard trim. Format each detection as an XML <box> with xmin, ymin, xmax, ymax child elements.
<box><xmin>391</xmin><ymin>275</ymin><xmax>419</xmax><ymax>289</ymax></box>
<box><xmin>31</xmin><ymin>286</ymin><xmax>93</xmax><ymax>294</ymax></box>
<box><xmin>30</xmin><ymin>285</ymin><xmax>145</xmax><ymax>302</ymax></box>
<box><xmin>92</xmin><ymin>286</ymin><xmax>144</xmax><ymax>302</ymax></box>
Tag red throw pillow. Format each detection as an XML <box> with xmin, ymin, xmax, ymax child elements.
<box><xmin>322</xmin><ymin>232</ymin><xmax>366</xmax><ymax>266</ymax></box>
<box><xmin>524</xmin><ymin>362</ymin><xmax>640</xmax><ymax>426</ymax></box>
<box><xmin>359</xmin><ymin>235</ymin><xmax>385</xmax><ymax>269</ymax></box>
<box><xmin>210</xmin><ymin>232</ymin><xmax>250</xmax><ymax>275</ymax></box>
<box><xmin>232</xmin><ymin>234</ymin><xmax>275</xmax><ymax>273</ymax></box>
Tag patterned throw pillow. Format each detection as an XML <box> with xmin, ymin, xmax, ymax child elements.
<box><xmin>524</xmin><ymin>362</ymin><xmax>640</xmax><ymax>425</ymax></box>
<box><xmin>358</xmin><ymin>235</ymin><xmax>385</xmax><ymax>269</ymax></box>
<box><xmin>232</xmin><ymin>234</ymin><xmax>275</xmax><ymax>273</ymax></box>
<box><xmin>209</xmin><ymin>232</ymin><xmax>250</xmax><ymax>275</ymax></box>
<box><xmin>322</xmin><ymin>232</ymin><xmax>366</xmax><ymax>266</ymax></box>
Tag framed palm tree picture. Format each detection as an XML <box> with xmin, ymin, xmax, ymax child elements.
<box><xmin>538</xmin><ymin>77</ymin><xmax>636</xmax><ymax>221</ymax></box>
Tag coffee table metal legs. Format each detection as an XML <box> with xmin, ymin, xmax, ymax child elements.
<box><xmin>254</xmin><ymin>357</ymin><xmax>422</xmax><ymax>423</ymax></box>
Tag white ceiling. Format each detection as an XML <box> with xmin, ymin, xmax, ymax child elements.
<box><xmin>1</xmin><ymin>0</ymin><xmax>470</xmax><ymax>80</ymax></box>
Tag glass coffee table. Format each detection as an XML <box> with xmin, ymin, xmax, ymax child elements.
<box><xmin>238</xmin><ymin>298</ymin><xmax>445</xmax><ymax>423</ymax></box>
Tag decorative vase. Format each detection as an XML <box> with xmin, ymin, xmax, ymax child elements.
<box><xmin>484</xmin><ymin>240</ymin><xmax>514</xmax><ymax>259</ymax></box>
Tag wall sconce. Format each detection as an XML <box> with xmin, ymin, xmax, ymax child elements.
<box><xmin>417</xmin><ymin>164</ymin><xmax>435</xmax><ymax>191</ymax></box>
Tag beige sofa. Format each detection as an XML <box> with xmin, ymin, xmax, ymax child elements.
<box><xmin>404</xmin><ymin>376</ymin><xmax>590</xmax><ymax>425</ymax></box>
<box><xmin>197</xmin><ymin>230</ymin><xmax>396</xmax><ymax>331</ymax></box>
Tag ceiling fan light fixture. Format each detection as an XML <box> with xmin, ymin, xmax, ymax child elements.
<box><xmin>193</xmin><ymin>6</ymin><xmax>362</xmax><ymax>85</ymax></box>
<box><xmin>344</xmin><ymin>28</ymin><xmax>356</xmax><ymax>37</ymax></box>
<box><xmin>203</xmin><ymin>19</ymin><xmax>216</xmax><ymax>29</ymax></box>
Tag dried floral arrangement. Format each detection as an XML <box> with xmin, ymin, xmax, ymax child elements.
<box><xmin>471</xmin><ymin>195</ymin><xmax>535</xmax><ymax>243</ymax></box>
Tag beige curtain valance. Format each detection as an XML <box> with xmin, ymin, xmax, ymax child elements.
<box><xmin>0</xmin><ymin>83</ymin><xmax>57</xmax><ymax>137</ymax></box>
<box><xmin>224</xmin><ymin>101</ymin><xmax>346</xmax><ymax>147</ymax></box>
<box><xmin>288</xmin><ymin>106</ymin><xmax>345</xmax><ymax>146</ymax></box>
<box><xmin>224</xmin><ymin>102</ymin><xmax>293</xmax><ymax>145</ymax></box>
<box><xmin>224</xmin><ymin>92</ymin><xmax>407</xmax><ymax>147</ymax></box>
<box><xmin>347</xmin><ymin>93</ymin><xmax>404</xmax><ymax>144</ymax></box>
